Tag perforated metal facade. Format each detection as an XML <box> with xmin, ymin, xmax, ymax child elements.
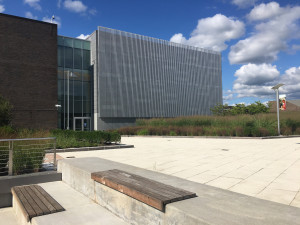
<box><xmin>90</xmin><ymin>26</ymin><xmax>222</xmax><ymax>129</ymax></box>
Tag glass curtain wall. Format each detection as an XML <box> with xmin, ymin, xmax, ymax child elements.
<box><xmin>57</xmin><ymin>36</ymin><xmax>92</xmax><ymax>130</ymax></box>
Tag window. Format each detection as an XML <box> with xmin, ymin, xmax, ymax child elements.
<box><xmin>74</xmin><ymin>48</ymin><xmax>82</xmax><ymax>69</ymax></box>
<box><xmin>83</xmin><ymin>49</ymin><xmax>90</xmax><ymax>70</ymax></box>
<box><xmin>65</xmin><ymin>47</ymin><xmax>73</xmax><ymax>68</ymax></box>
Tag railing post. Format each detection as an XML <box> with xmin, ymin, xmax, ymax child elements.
<box><xmin>8</xmin><ymin>141</ymin><xmax>13</xmax><ymax>176</ymax></box>
<box><xmin>53</xmin><ymin>138</ymin><xmax>57</xmax><ymax>169</ymax></box>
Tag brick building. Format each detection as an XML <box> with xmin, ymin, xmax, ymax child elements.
<box><xmin>269</xmin><ymin>100</ymin><xmax>300</xmax><ymax>112</ymax></box>
<box><xmin>0</xmin><ymin>13</ymin><xmax>57</xmax><ymax>129</ymax></box>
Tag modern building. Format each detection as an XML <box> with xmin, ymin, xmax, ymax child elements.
<box><xmin>0</xmin><ymin>13</ymin><xmax>222</xmax><ymax>131</ymax></box>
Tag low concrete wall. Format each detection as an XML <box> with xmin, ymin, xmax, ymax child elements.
<box><xmin>45</xmin><ymin>144</ymin><xmax>134</xmax><ymax>153</ymax></box>
<box><xmin>58</xmin><ymin>158</ymin><xmax>300</xmax><ymax>225</ymax></box>
<box><xmin>0</xmin><ymin>171</ymin><xmax>62</xmax><ymax>208</ymax></box>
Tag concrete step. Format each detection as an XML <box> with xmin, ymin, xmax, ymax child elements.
<box><xmin>0</xmin><ymin>207</ymin><xmax>19</xmax><ymax>225</ymax></box>
<box><xmin>58</xmin><ymin>157</ymin><xmax>300</xmax><ymax>225</ymax></box>
<box><xmin>12</xmin><ymin>181</ymin><xmax>128</xmax><ymax>225</ymax></box>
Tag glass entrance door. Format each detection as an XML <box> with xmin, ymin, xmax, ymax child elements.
<box><xmin>74</xmin><ymin>118</ymin><xmax>82</xmax><ymax>131</ymax></box>
<box><xmin>83</xmin><ymin>118</ymin><xmax>90</xmax><ymax>131</ymax></box>
<box><xmin>73</xmin><ymin>117</ymin><xmax>91</xmax><ymax>131</ymax></box>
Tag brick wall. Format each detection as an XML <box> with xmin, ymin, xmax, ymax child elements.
<box><xmin>269</xmin><ymin>101</ymin><xmax>300</xmax><ymax>112</ymax></box>
<box><xmin>0</xmin><ymin>13</ymin><xmax>58</xmax><ymax>129</ymax></box>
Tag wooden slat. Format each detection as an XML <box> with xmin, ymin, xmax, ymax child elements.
<box><xmin>12</xmin><ymin>187</ymin><xmax>36</xmax><ymax>222</ymax></box>
<box><xmin>29</xmin><ymin>185</ymin><xmax>57</xmax><ymax>213</ymax></box>
<box><xmin>19</xmin><ymin>186</ymin><xmax>44</xmax><ymax>217</ymax></box>
<box><xmin>92</xmin><ymin>169</ymin><xmax>197</xmax><ymax>211</ymax></box>
<box><xmin>96</xmin><ymin>171</ymin><xmax>173</xmax><ymax>201</ymax></box>
<box><xmin>11</xmin><ymin>185</ymin><xmax>65</xmax><ymax>222</ymax></box>
<box><xmin>25</xmin><ymin>186</ymin><xmax>51</xmax><ymax>215</ymax></box>
<box><xmin>108</xmin><ymin>170</ymin><xmax>194</xmax><ymax>201</ymax></box>
<box><xmin>34</xmin><ymin>185</ymin><xmax>65</xmax><ymax>212</ymax></box>
<box><xmin>93</xmin><ymin>170</ymin><xmax>195</xmax><ymax>202</ymax></box>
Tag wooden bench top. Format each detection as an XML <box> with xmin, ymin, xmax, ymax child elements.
<box><xmin>11</xmin><ymin>184</ymin><xmax>65</xmax><ymax>222</ymax></box>
<box><xmin>91</xmin><ymin>169</ymin><xmax>197</xmax><ymax>212</ymax></box>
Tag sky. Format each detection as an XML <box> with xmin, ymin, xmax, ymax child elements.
<box><xmin>1</xmin><ymin>0</ymin><xmax>300</xmax><ymax>105</ymax></box>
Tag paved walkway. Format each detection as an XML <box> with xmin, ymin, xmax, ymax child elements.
<box><xmin>58</xmin><ymin>136</ymin><xmax>300</xmax><ymax>208</ymax></box>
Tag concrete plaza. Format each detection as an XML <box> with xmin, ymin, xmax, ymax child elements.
<box><xmin>58</xmin><ymin>136</ymin><xmax>300</xmax><ymax>208</ymax></box>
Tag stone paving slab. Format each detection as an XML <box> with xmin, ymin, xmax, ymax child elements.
<box><xmin>0</xmin><ymin>207</ymin><xmax>18</xmax><ymax>225</ymax></box>
<box><xmin>58</xmin><ymin>136</ymin><xmax>300</xmax><ymax>208</ymax></box>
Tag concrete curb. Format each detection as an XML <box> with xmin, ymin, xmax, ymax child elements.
<box><xmin>45</xmin><ymin>144</ymin><xmax>134</xmax><ymax>153</ymax></box>
<box><xmin>122</xmin><ymin>135</ymin><xmax>300</xmax><ymax>139</ymax></box>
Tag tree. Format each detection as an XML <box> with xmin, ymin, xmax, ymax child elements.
<box><xmin>210</xmin><ymin>101</ymin><xmax>270</xmax><ymax>116</ymax></box>
<box><xmin>247</xmin><ymin>101</ymin><xmax>270</xmax><ymax>115</ymax></box>
<box><xmin>0</xmin><ymin>95</ymin><xmax>13</xmax><ymax>126</ymax></box>
<box><xmin>210</xmin><ymin>103</ymin><xmax>231</xmax><ymax>116</ymax></box>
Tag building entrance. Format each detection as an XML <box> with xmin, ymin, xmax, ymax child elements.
<box><xmin>73</xmin><ymin>117</ymin><xmax>91</xmax><ymax>131</ymax></box>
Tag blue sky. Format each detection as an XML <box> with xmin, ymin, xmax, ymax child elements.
<box><xmin>1</xmin><ymin>0</ymin><xmax>300</xmax><ymax>105</ymax></box>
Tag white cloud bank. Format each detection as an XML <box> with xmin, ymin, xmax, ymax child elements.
<box><xmin>24</xmin><ymin>0</ymin><xmax>41</xmax><ymax>11</ymax></box>
<box><xmin>234</xmin><ymin>63</ymin><xmax>279</xmax><ymax>86</ymax></box>
<box><xmin>170</xmin><ymin>14</ymin><xmax>245</xmax><ymax>52</ymax></box>
<box><xmin>229</xmin><ymin>2</ymin><xmax>300</xmax><ymax>64</ymax></box>
<box><xmin>232</xmin><ymin>64</ymin><xmax>300</xmax><ymax>99</ymax></box>
<box><xmin>77</xmin><ymin>34</ymin><xmax>89</xmax><ymax>39</ymax></box>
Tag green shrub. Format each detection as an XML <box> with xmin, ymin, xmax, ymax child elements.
<box><xmin>116</xmin><ymin>111</ymin><xmax>300</xmax><ymax>137</ymax></box>
<box><xmin>137</xmin><ymin>129</ymin><xmax>149</xmax><ymax>136</ymax></box>
<box><xmin>11</xmin><ymin>142</ymin><xmax>46</xmax><ymax>175</ymax></box>
<box><xmin>285</xmin><ymin>119</ymin><xmax>300</xmax><ymax>133</ymax></box>
<box><xmin>50</xmin><ymin>129</ymin><xmax>121</xmax><ymax>148</ymax></box>
<box><xmin>0</xmin><ymin>147</ymin><xmax>8</xmax><ymax>175</ymax></box>
<box><xmin>0</xmin><ymin>95</ymin><xmax>13</xmax><ymax>127</ymax></box>
<box><xmin>169</xmin><ymin>131</ymin><xmax>176</xmax><ymax>136</ymax></box>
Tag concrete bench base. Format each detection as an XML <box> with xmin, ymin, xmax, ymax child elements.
<box><xmin>58</xmin><ymin>157</ymin><xmax>300</xmax><ymax>225</ymax></box>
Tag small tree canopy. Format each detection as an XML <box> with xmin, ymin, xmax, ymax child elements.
<box><xmin>0</xmin><ymin>95</ymin><xmax>13</xmax><ymax>126</ymax></box>
<box><xmin>211</xmin><ymin>101</ymin><xmax>270</xmax><ymax>116</ymax></box>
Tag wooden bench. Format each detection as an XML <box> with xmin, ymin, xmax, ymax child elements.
<box><xmin>91</xmin><ymin>169</ymin><xmax>197</xmax><ymax>212</ymax></box>
<box><xmin>11</xmin><ymin>184</ymin><xmax>65</xmax><ymax>222</ymax></box>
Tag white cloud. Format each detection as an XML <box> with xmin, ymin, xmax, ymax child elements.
<box><xmin>24</xmin><ymin>0</ymin><xmax>41</xmax><ymax>11</ymax></box>
<box><xmin>232</xmin><ymin>0</ymin><xmax>258</xmax><ymax>8</ymax></box>
<box><xmin>77</xmin><ymin>34</ymin><xmax>89</xmax><ymax>39</ymax></box>
<box><xmin>170</xmin><ymin>33</ymin><xmax>187</xmax><ymax>44</ymax></box>
<box><xmin>234</xmin><ymin>63</ymin><xmax>279</xmax><ymax>86</ymax></box>
<box><xmin>233</xmin><ymin>83</ymin><xmax>275</xmax><ymax>98</ymax></box>
<box><xmin>223</xmin><ymin>93</ymin><xmax>234</xmax><ymax>101</ymax></box>
<box><xmin>64</xmin><ymin>0</ymin><xmax>87</xmax><ymax>13</ymax></box>
<box><xmin>292</xmin><ymin>44</ymin><xmax>300</xmax><ymax>51</ymax></box>
<box><xmin>229</xmin><ymin>3</ymin><xmax>300</xmax><ymax>64</ymax></box>
<box><xmin>232</xmin><ymin>64</ymin><xmax>300</xmax><ymax>99</ymax></box>
<box><xmin>42</xmin><ymin>16</ymin><xmax>62</xmax><ymax>28</ymax></box>
<box><xmin>247</xmin><ymin>2</ymin><xmax>283</xmax><ymax>21</ymax></box>
<box><xmin>25</xmin><ymin>11</ymin><xmax>38</xmax><ymax>20</ymax></box>
<box><xmin>0</xmin><ymin>4</ymin><xmax>4</xmax><ymax>13</ymax></box>
<box><xmin>279</xmin><ymin>67</ymin><xmax>300</xmax><ymax>98</ymax></box>
<box><xmin>89</xmin><ymin>8</ymin><xmax>97</xmax><ymax>15</ymax></box>
<box><xmin>170</xmin><ymin>14</ymin><xmax>245</xmax><ymax>52</ymax></box>
<box><xmin>57</xmin><ymin>0</ymin><xmax>62</xmax><ymax>8</ymax></box>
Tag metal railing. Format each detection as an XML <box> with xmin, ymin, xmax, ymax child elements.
<box><xmin>0</xmin><ymin>137</ymin><xmax>56</xmax><ymax>176</ymax></box>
